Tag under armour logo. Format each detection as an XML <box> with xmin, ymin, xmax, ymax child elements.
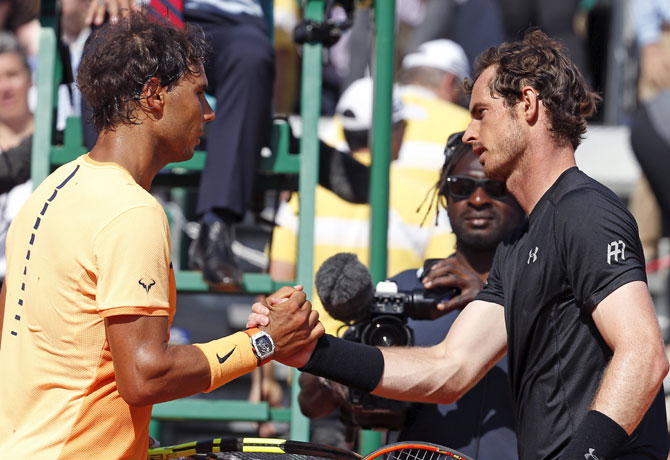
<box><xmin>584</xmin><ymin>448</ymin><xmax>601</xmax><ymax>460</ymax></box>
<box><xmin>138</xmin><ymin>278</ymin><xmax>156</xmax><ymax>293</ymax></box>
<box><xmin>527</xmin><ymin>247</ymin><xmax>539</xmax><ymax>264</ymax></box>
<box><xmin>607</xmin><ymin>240</ymin><xmax>626</xmax><ymax>264</ymax></box>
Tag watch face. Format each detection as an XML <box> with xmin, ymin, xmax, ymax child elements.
<box><xmin>255</xmin><ymin>335</ymin><xmax>274</xmax><ymax>356</ymax></box>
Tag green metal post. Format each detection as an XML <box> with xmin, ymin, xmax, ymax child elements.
<box><xmin>361</xmin><ymin>0</ymin><xmax>396</xmax><ymax>455</ymax></box>
<box><xmin>368</xmin><ymin>0</ymin><xmax>395</xmax><ymax>286</ymax></box>
<box><xmin>32</xmin><ymin>28</ymin><xmax>60</xmax><ymax>187</ymax></box>
<box><xmin>290</xmin><ymin>0</ymin><xmax>325</xmax><ymax>442</ymax></box>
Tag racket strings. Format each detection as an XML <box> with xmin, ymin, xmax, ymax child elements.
<box><xmin>379</xmin><ymin>448</ymin><xmax>468</xmax><ymax>460</ymax></box>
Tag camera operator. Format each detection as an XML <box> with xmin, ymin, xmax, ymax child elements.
<box><xmin>298</xmin><ymin>132</ymin><xmax>525</xmax><ymax>458</ymax></box>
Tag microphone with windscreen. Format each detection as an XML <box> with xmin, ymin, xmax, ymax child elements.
<box><xmin>314</xmin><ymin>252</ymin><xmax>374</xmax><ymax>324</ymax></box>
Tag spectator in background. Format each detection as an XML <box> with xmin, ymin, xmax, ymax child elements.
<box><xmin>0</xmin><ymin>0</ymin><xmax>39</xmax><ymax>70</ymax></box>
<box><xmin>184</xmin><ymin>0</ymin><xmax>275</xmax><ymax>290</ymax></box>
<box><xmin>628</xmin><ymin>0</ymin><xmax>670</xmax><ymax>357</ymax></box>
<box><xmin>493</xmin><ymin>0</ymin><xmax>592</xmax><ymax>84</ymax></box>
<box><xmin>0</xmin><ymin>32</ymin><xmax>34</xmax><ymax>285</ymax></box>
<box><xmin>629</xmin><ymin>0</ymin><xmax>670</xmax><ymax>260</ymax></box>
<box><xmin>407</xmin><ymin>0</ymin><xmax>505</xmax><ymax>71</ymax></box>
<box><xmin>323</xmin><ymin>39</ymin><xmax>472</xmax><ymax>210</ymax></box>
<box><xmin>57</xmin><ymin>0</ymin><xmax>92</xmax><ymax>131</ymax></box>
<box><xmin>395</xmin><ymin>39</ymin><xmax>472</xmax><ymax>175</ymax></box>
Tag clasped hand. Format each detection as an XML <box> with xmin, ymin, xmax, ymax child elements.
<box><xmin>248</xmin><ymin>285</ymin><xmax>324</xmax><ymax>368</ymax></box>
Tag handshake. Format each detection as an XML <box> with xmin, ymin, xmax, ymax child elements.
<box><xmin>246</xmin><ymin>248</ymin><xmax>485</xmax><ymax>368</ymax></box>
<box><xmin>246</xmin><ymin>285</ymin><xmax>324</xmax><ymax>368</ymax></box>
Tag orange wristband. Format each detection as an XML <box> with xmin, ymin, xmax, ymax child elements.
<box><xmin>194</xmin><ymin>331</ymin><xmax>258</xmax><ymax>393</ymax></box>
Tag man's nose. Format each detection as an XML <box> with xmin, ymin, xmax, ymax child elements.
<box><xmin>203</xmin><ymin>101</ymin><xmax>215</xmax><ymax>122</ymax></box>
<box><xmin>468</xmin><ymin>186</ymin><xmax>491</xmax><ymax>206</ymax></box>
<box><xmin>463</xmin><ymin>122</ymin><xmax>477</xmax><ymax>146</ymax></box>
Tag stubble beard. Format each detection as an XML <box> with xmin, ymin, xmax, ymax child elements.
<box><xmin>483</xmin><ymin>115</ymin><xmax>526</xmax><ymax>181</ymax></box>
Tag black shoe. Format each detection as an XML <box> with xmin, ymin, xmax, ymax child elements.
<box><xmin>189</xmin><ymin>220</ymin><xmax>243</xmax><ymax>290</ymax></box>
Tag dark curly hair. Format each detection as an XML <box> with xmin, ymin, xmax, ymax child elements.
<box><xmin>464</xmin><ymin>29</ymin><xmax>601</xmax><ymax>150</ymax></box>
<box><xmin>77</xmin><ymin>11</ymin><xmax>209</xmax><ymax>131</ymax></box>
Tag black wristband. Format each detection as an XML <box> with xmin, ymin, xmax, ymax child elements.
<box><xmin>299</xmin><ymin>334</ymin><xmax>384</xmax><ymax>393</ymax></box>
<box><xmin>560</xmin><ymin>410</ymin><xmax>629</xmax><ymax>460</ymax></box>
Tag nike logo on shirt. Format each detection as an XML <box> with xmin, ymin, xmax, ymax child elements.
<box><xmin>217</xmin><ymin>347</ymin><xmax>236</xmax><ymax>364</ymax></box>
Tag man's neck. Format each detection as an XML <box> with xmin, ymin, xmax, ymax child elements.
<box><xmin>88</xmin><ymin>126</ymin><xmax>165</xmax><ymax>190</ymax></box>
<box><xmin>506</xmin><ymin>139</ymin><xmax>576</xmax><ymax>215</ymax></box>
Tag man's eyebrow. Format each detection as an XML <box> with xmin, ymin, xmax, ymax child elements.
<box><xmin>469</xmin><ymin>102</ymin><xmax>485</xmax><ymax>116</ymax></box>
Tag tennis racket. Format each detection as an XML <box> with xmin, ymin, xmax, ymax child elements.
<box><xmin>148</xmin><ymin>437</ymin><xmax>363</xmax><ymax>460</ymax></box>
<box><xmin>363</xmin><ymin>442</ymin><xmax>475</xmax><ymax>460</ymax></box>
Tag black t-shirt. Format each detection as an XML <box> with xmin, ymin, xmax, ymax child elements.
<box><xmin>475</xmin><ymin>167</ymin><xmax>668</xmax><ymax>460</ymax></box>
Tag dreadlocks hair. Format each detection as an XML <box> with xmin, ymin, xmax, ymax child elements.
<box><xmin>419</xmin><ymin>131</ymin><xmax>470</xmax><ymax>226</ymax></box>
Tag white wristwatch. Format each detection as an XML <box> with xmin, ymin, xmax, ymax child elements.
<box><xmin>244</xmin><ymin>328</ymin><xmax>275</xmax><ymax>366</ymax></box>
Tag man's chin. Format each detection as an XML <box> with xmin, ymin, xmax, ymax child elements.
<box><xmin>483</xmin><ymin>164</ymin><xmax>509</xmax><ymax>181</ymax></box>
<box><xmin>178</xmin><ymin>148</ymin><xmax>196</xmax><ymax>163</ymax></box>
<box><xmin>459</xmin><ymin>231</ymin><xmax>502</xmax><ymax>250</ymax></box>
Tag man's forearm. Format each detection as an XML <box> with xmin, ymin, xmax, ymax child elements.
<box><xmin>560</xmin><ymin>346</ymin><xmax>668</xmax><ymax>460</ymax></box>
<box><xmin>299</xmin><ymin>300</ymin><xmax>507</xmax><ymax>405</ymax></box>
<box><xmin>591</xmin><ymin>346</ymin><xmax>668</xmax><ymax>434</ymax></box>
<box><xmin>588</xmin><ymin>282</ymin><xmax>670</xmax><ymax>435</ymax></box>
<box><xmin>298</xmin><ymin>335</ymin><xmax>499</xmax><ymax>406</ymax></box>
<box><xmin>375</xmin><ymin>345</ymin><xmax>474</xmax><ymax>404</ymax></box>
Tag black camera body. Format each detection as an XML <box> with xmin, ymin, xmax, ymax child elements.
<box><xmin>343</xmin><ymin>275</ymin><xmax>460</xmax><ymax>431</ymax></box>
<box><xmin>348</xmin><ymin>279</ymin><xmax>460</xmax><ymax>348</ymax></box>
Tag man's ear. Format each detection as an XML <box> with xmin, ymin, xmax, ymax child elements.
<box><xmin>520</xmin><ymin>86</ymin><xmax>540</xmax><ymax>123</ymax></box>
<box><xmin>140</xmin><ymin>77</ymin><xmax>165</xmax><ymax>114</ymax></box>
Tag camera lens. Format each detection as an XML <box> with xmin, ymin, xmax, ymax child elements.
<box><xmin>361</xmin><ymin>315</ymin><xmax>413</xmax><ymax>347</ymax></box>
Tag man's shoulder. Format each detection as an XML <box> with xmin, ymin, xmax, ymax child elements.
<box><xmin>548</xmin><ymin>168</ymin><xmax>622</xmax><ymax>209</ymax></box>
<box><xmin>37</xmin><ymin>156</ymin><xmax>164</xmax><ymax>222</ymax></box>
<box><xmin>541</xmin><ymin>168</ymin><xmax>632</xmax><ymax>228</ymax></box>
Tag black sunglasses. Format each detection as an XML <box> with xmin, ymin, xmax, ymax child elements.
<box><xmin>444</xmin><ymin>176</ymin><xmax>508</xmax><ymax>200</ymax></box>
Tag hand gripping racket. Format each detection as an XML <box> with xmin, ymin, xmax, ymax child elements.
<box><xmin>148</xmin><ymin>437</ymin><xmax>363</xmax><ymax>460</ymax></box>
<box><xmin>362</xmin><ymin>442</ymin><xmax>475</xmax><ymax>460</ymax></box>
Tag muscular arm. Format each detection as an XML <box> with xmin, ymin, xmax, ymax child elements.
<box><xmin>249</xmin><ymin>299</ymin><xmax>506</xmax><ymax>405</ymax></box>
<box><xmin>108</xmin><ymin>287</ymin><xmax>322</xmax><ymax>407</ymax></box>
<box><xmin>590</xmin><ymin>280</ymin><xmax>669</xmax><ymax>434</ymax></box>
<box><xmin>106</xmin><ymin>314</ymin><xmax>211</xmax><ymax>406</ymax></box>
<box><xmin>374</xmin><ymin>299</ymin><xmax>507</xmax><ymax>404</ymax></box>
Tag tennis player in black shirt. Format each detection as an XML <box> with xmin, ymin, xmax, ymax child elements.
<box><xmin>249</xmin><ymin>30</ymin><xmax>669</xmax><ymax>460</ymax></box>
